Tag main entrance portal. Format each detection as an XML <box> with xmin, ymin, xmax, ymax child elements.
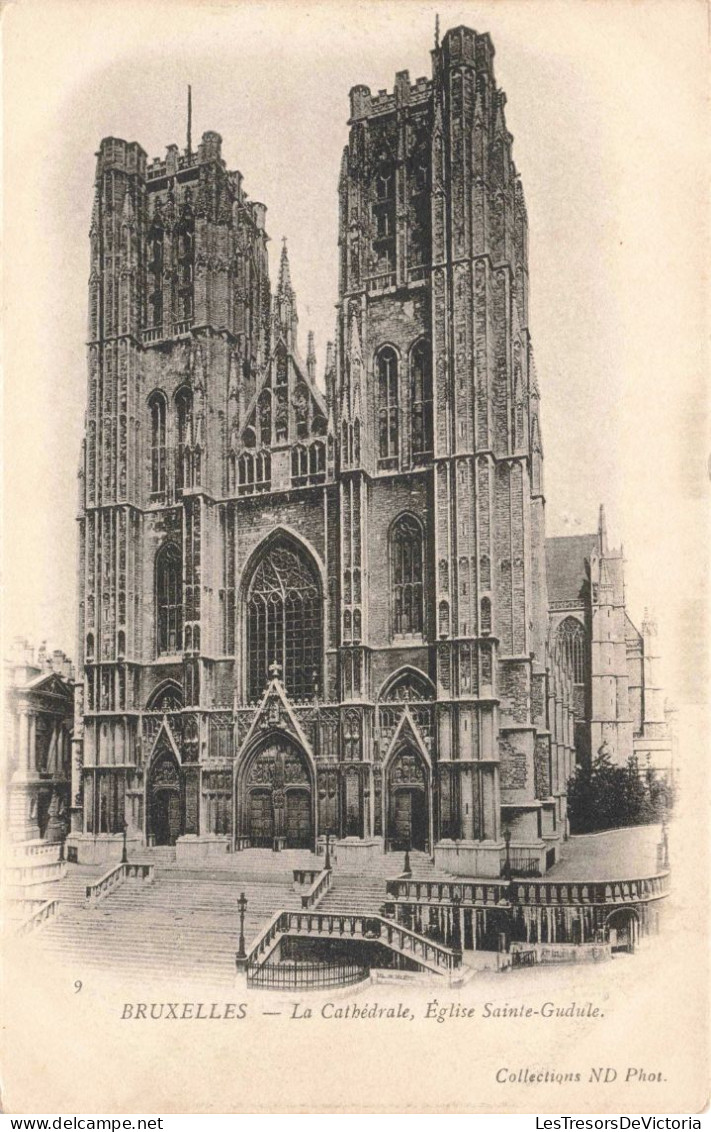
<box><xmin>241</xmin><ymin>738</ymin><xmax>314</xmax><ymax>850</ymax></box>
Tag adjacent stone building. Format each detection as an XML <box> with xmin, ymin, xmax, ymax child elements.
<box><xmin>546</xmin><ymin>508</ymin><xmax>675</xmax><ymax>778</ymax></box>
<box><xmin>67</xmin><ymin>24</ymin><xmax>669</xmax><ymax>875</ymax></box>
<box><xmin>5</xmin><ymin>639</ymin><xmax>74</xmax><ymax>842</ymax></box>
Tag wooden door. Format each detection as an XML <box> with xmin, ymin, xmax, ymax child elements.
<box><xmin>249</xmin><ymin>790</ymin><xmax>274</xmax><ymax>847</ymax></box>
<box><xmin>390</xmin><ymin>790</ymin><xmax>412</xmax><ymax>851</ymax></box>
<box><xmin>167</xmin><ymin>792</ymin><xmax>181</xmax><ymax>845</ymax></box>
<box><xmin>286</xmin><ymin>789</ymin><xmax>311</xmax><ymax>848</ymax></box>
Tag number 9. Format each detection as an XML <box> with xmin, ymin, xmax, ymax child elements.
<box><xmin>74</xmin><ymin>980</ymin><xmax>82</xmax><ymax>993</ymax></box>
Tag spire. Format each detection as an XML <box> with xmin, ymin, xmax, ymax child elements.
<box><xmin>278</xmin><ymin>237</ymin><xmax>293</xmax><ymax>294</ymax></box>
<box><xmin>187</xmin><ymin>85</ymin><xmax>192</xmax><ymax>159</ymax></box>
<box><xmin>598</xmin><ymin>503</ymin><xmax>608</xmax><ymax>554</ymax></box>
<box><xmin>435</xmin><ymin>13</ymin><xmax>440</xmax><ymax>49</ymax></box>
<box><xmin>307</xmin><ymin>331</ymin><xmax>316</xmax><ymax>381</ymax></box>
<box><xmin>273</xmin><ymin>237</ymin><xmax>298</xmax><ymax>350</ymax></box>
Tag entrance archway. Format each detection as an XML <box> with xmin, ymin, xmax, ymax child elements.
<box><xmin>606</xmin><ymin>908</ymin><xmax>640</xmax><ymax>953</ymax></box>
<box><xmin>387</xmin><ymin>747</ymin><xmax>429</xmax><ymax>852</ymax></box>
<box><xmin>147</xmin><ymin>746</ymin><xmax>183</xmax><ymax>846</ymax></box>
<box><xmin>239</xmin><ymin>736</ymin><xmax>315</xmax><ymax>850</ymax></box>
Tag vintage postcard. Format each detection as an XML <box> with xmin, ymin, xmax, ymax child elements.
<box><xmin>1</xmin><ymin>0</ymin><xmax>708</xmax><ymax>1116</ymax></box>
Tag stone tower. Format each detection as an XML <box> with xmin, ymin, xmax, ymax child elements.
<box><xmin>336</xmin><ymin>25</ymin><xmax>559</xmax><ymax>876</ymax></box>
<box><xmin>73</xmin><ymin>132</ymin><xmax>271</xmax><ymax>844</ymax></box>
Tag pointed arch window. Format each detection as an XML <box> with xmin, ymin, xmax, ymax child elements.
<box><xmin>156</xmin><ymin>543</ymin><xmax>183</xmax><ymax>655</ymax></box>
<box><xmin>411</xmin><ymin>340</ymin><xmax>433</xmax><ymax>460</ymax></box>
<box><xmin>175</xmin><ymin>387</ymin><xmax>193</xmax><ymax>492</ymax></box>
<box><xmin>148</xmin><ymin>392</ymin><xmax>167</xmax><ymax>497</ymax></box>
<box><xmin>377</xmin><ymin>346</ymin><xmax>399</xmax><ymax>466</ymax></box>
<box><xmin>238</xmin><ymin>453</ymin><xmax>255</xmax><ymax>495</ymax></box>
<box><xmin>147</xmin><ymin>224</ymin><xmax>164</xmax><ymax>330</ymax></box>
<box><xmin>556</xmin><ymin>617</ymin><xmax>586</xmax><ymax>684</ymax></box>
<box><xmin>246</xmin><ymin>542</ymin><xmax>322</xmax><ymax>702</ymax></box>
<box><xmin>176</xmin><ymin>214</ymin><xmax>194</xmax><ymax>324</ymax></box>
<box><xmin>391</xmin><ymin>515</ymin><xmax>424</xmax><ymax>637</ymax></box>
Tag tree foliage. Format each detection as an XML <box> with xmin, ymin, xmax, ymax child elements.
<box><xmin>567</xmin><ymin>750</ymin><xmax>674</xmax><ymax>834</ymax></box>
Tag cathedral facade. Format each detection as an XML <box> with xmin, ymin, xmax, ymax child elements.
<box><xmin>70</xmin><ymin>26</ymin><xmax>598</xmax><ymax>876</ymax></box>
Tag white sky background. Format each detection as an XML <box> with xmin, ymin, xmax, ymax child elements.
<box><xmin>3</xmin><ymin>0</ymin><xmax>708</xmax><ymax>705</ymax></box>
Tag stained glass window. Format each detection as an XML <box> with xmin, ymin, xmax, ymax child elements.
<box><xmin>392</xmin><ymin>515</ymin><xmax>424</xmax><ymax>636</ymax></box>
<box><xmin>156</xmin><ymin>543</ymin><xmax>182</xmax><ymax>655</ymax></box>
<box><xmin>557</xmin><ymin>616</ymin><xmax>586</xmax><ymax>684</ymax></box>
<box><xmin>377</xmin><ymin>346</ymin><xmax>399</xmax><ymax>464</ymax></box>
<box><xmin>247</xmin><ymin>543</ymin><xmax>322</xmax><ymax>701</ymax></box>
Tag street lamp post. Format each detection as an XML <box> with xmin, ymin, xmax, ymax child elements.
<box><xmin>121</xmin><ymin>819</ymin><xmax>128</xmax><ymax>865</ymax></box>
<box><xmin>235</xmin><ymin>891</ymin><xmax>248</xmax><ymax>971</ymax></box>
<box><xmin>324</xmin><ymin>831</ymin><xmax>331</xmax><ymax>871</ymax></box>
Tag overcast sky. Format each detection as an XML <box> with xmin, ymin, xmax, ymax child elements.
<box><xmin>3</xmin><ymin>0</ymin><xmax>708</xmax><ymax>704</ymax></box>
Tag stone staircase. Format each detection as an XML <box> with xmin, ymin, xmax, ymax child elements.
<box><xmin>318</xmin><ymin>852</ymin><xmax>443</xmax><ymax>916</ymax></box>
<box><xmin>24</xmin><ymin>859</ymin><xmax>307</xmax><ymax>989</ymax></box>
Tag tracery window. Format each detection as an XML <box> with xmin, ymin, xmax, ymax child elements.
<box><xmin>391</xmin><ymin>515</ymin><xmax>424</xmax><ymax>636</ymax></box>
<box><xmin>410</xmin><ymin>340</ymin><xmax>433</xmax><ymax>459</ymax></box>
<box><xmin>246</xmin><ymin>542</ymin><xmax>322</xmax><ymax>702</ymax></box>
<box><xmin>149</xmin><ymin>392</ymin><xmax>167</xmax><ymax>496</ymax></box>
<box><xmin>147</xmin><ymin>225</ymin><xmax>164</xmax><ymax>330</ymax></box>
<box><xmin>175</xmin><ymin>387</ymin><xmax>193</xmax><ymax>492</ymax></box>
<box><xmin>176</xmin><ymin>215</ymin><xmax>194</xmax><ymax>323</ymax></box>
<box><xmin>556</xmin><ymin>617</ymin><xmax>586</xmax><ymax>684</ymax></box>
<box><xmin>377</xmin><ymin>346</ymin><xmax>399</xmax><ymax>465</ymax></box>
<box><xmin>156</xmin><ymin>543</ymin><xmax>183</xmax><ymax>655</ymax></box>
<box><xmin>372</xmin><ymin>163</ymin><xmax>396</xmax><ymax>277</ymax></box>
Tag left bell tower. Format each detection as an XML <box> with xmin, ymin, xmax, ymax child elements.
<box><xmin>73</xmin><ymin>130</ymin><xmax>272</xmax><ymax>858</ymax></box>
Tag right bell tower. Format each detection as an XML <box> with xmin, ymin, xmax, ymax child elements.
<box><xmin>337</xmin><ymin>24</ymin><xmax>559</xmax><ymax>877</ymax></box>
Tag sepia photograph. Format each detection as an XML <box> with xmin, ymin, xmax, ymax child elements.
<box><xmin>1</xmin><ymin>0</ymin><xmax>708</xmax><ymax>1116</ymax></box>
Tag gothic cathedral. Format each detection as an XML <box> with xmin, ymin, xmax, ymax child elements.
<box><xmin>70</xmin><ymin>26</ymin><xmax>579</xmax><ymax>877</ymax></box>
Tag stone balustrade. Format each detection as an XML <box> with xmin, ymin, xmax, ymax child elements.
<box><xmin>300</xmin><ymin>869</ymin><xmax>332</xmax><ymax>910</ymax></box>
<box><xmin>85</xmin><ymin>861</ymin><xmax>154</xmax><ymax>904</ymax></box>
<box><xmin>16</xmin><ymin>898</ymin><xmax>60</xmax><ymax>935</ymax></box>
<box><xmin>386</xmin><ymin>871</ymin><xmax>670</xmax><ymax>909</ymax></box>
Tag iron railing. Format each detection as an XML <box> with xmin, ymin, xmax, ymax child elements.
<box><xmin>246</xmin><ymin>959</ymin><xmax>368</xmax><ymax>990</ymax></box>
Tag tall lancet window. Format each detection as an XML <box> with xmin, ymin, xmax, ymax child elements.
<box><xmin>391</xmin><ymin>515</ymin><xmax>424</xmax><ymax>637</ymax></box>
<box><xmin>156</xmin><ymin>543</ymin><xmax>183</xmax><ymax>655</ymax></box>
<box><xmin>147</xmin><ymin>223</ymin><xmax>164</xmax><ymax>329</ymax></box>
<box><xmin>246</xmin><ymin>542</ymin><xmax>322</xmax><ymax>702</ymax></box>
<box><xmin>556</xmin><ymin>616</ymin><xmax>586</xmax><ymax>684</ymax></box>
<box><xmin>377</xmin><ymin>346</ymin><xmax>399</xmax><ymax>465</ymax></box>
<box><xmin>410</xmin><ymin>340</ymin><xmax>433</xmax><ymax>459</ymax></box>
<box><xmin>175</xmin><ymin>387</ymin><xmax>193</xmax><ymax>492</ymax></box>
<box><xmin>176</xmin><ymin>213</ymin><xmax>195</xmax><ymax>324</ymax></box>
<box><xmin>149</xmin><ymin>392</ymin><xmax>167</xmax><ymax>497</ymax></box>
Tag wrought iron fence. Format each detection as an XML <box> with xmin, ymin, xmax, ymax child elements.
<box><xmin>246</xmin><ymin>959</ymin><xmax>369</xmax><ymax>990</ymax></box>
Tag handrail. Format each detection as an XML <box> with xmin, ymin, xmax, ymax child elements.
<box><xmin>85</xmin><ymin>860</ymin><xmax>154</xmax><ymax>904</ymax></box>
<box><xmin>16</xmin><ymin>898</ymin><xmax>60</xmax><ymax>935</ymax></box>
<box><xmin>6</xmin><ymin>860</ymin><xmax>66</xmax><ymax>886</ymax></box>
<box><xmin>278</xmin><ymin>911</ymin><xmax>460</xmax><ymax>975</ymax></box>
<box><xmin>241</xmin><ymin>907</ymin><xmax>459</xmax><ymax>977</ymax></box>
<box><xmin>300</xmin><ymin>868</ymin><xmax>332</xmax><ymax>909</ymax></box>
<box><xmin>10</xmin><ymin>840</ymin><xmax>61</xmax><ymax>861</ymax></box>
<box><xmin>240</xmin><ymin>909</ymin><xmax>288</xmax><ymax>971</ymax></box>
<box><xmin>386</xmin><ymin>871</ymin><xmax>670</xmax><ymax>908</ymax></box>
<box><xmin>293</xmin><ymin>868</ymin><xmax>321</xmax><ymax>886</ymax></box>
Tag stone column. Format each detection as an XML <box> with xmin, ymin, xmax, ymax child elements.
<box><xmin>18</xmin><ymin>708</ymin><xmax>30</xmax><ymax>774</ymax></box>
<box><xmin>29</xmin><ymin>713</ymin><xmax>37</xmax><ymax>773</ymax></box>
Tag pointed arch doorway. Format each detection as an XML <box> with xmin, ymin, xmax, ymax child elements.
<box><xmin>237</xmin><ymin>735</ymin><xmax>315</xmax><ymax>851</ymax></box>
<box><xmin>386</xmin><ymin>747</ymin><xmax>430</xmax><ymax>852</ymax></box>
<box><xmin>147</xmin><ymin>745</ymin><xmax>183</xmax><ymax>846</ymax></box>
